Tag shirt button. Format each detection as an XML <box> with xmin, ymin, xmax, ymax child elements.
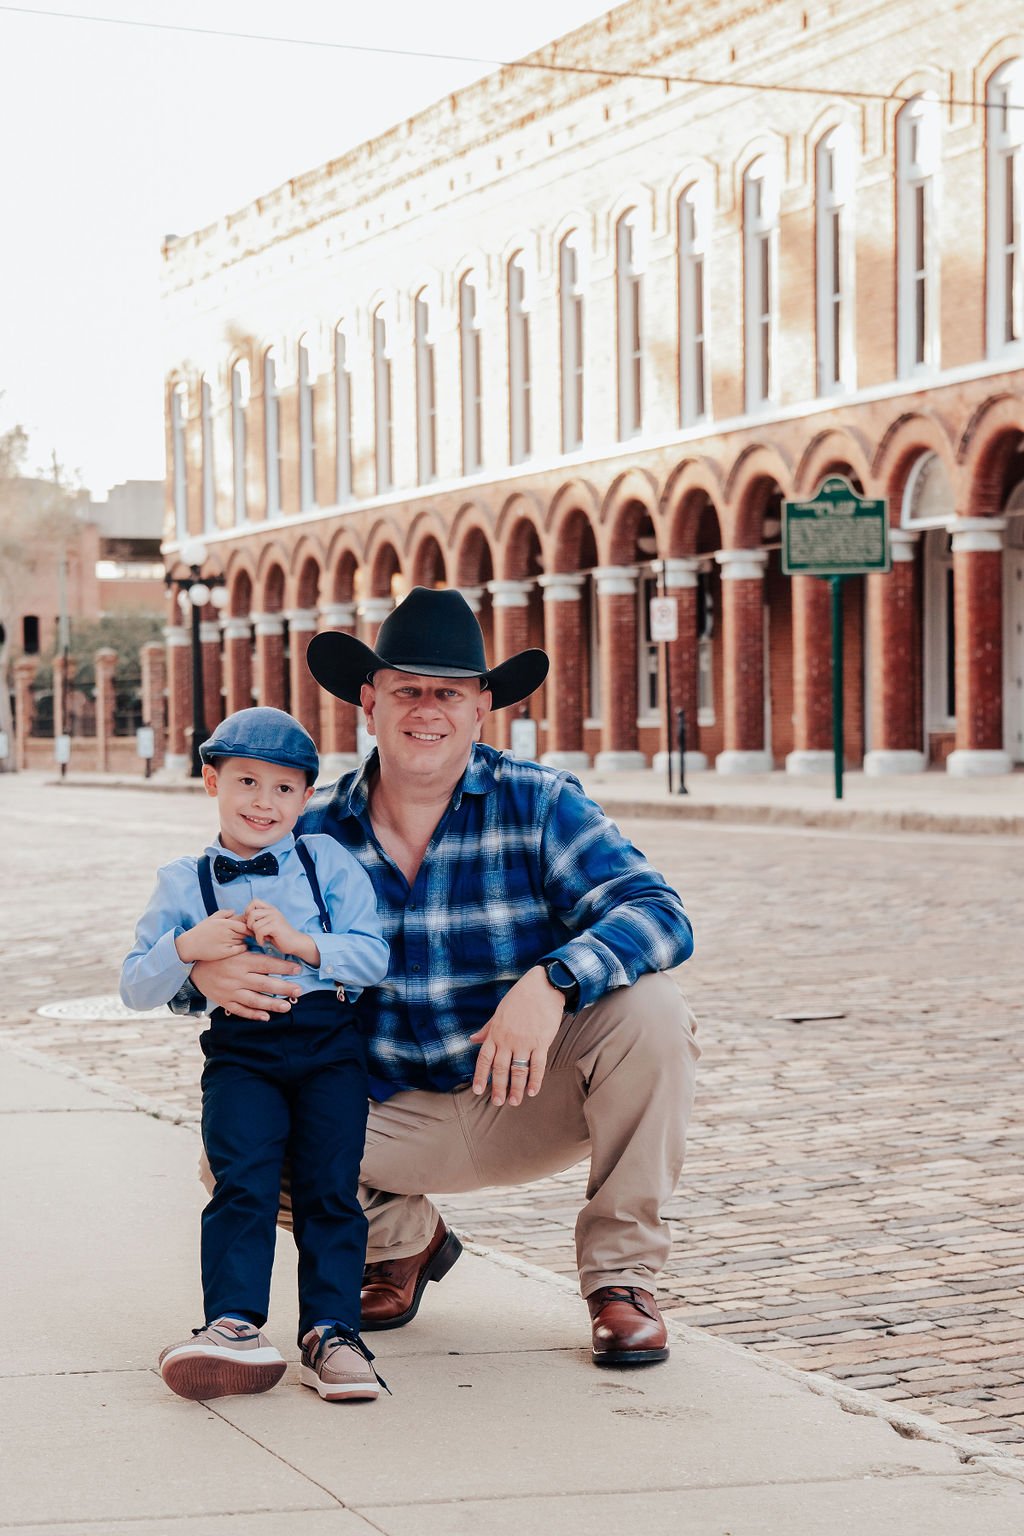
<box><xmin>408</xmin><ymin>903</ymin><xmax>417</xmax><ymax>911</ymax></box>
<box><xmin>411</xmin><ymin>964</ymin><xmax>421</xmax><ymax>973</ymax></box>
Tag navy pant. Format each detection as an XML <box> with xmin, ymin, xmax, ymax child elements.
<box><xmin>200</xmin><ymin>991</ymin><xmax>369</xmax><ymax>1342</ymax></box>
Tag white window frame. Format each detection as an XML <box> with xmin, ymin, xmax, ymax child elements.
<box><xmin>297</xmin><ymin>336</ymin><xmax>318</xmax><ymax>512</ymax></box>
<box><xmin>678</xmin><ymin>184</ymin><xmax>710</xmax><ymax>426</ymax></box>
<box><xmin>414</xmin><ymin>290</ymin><xmax>437</xmax><ymax>484</ymax></box>
<box><xmin>508</xmin><ymin>253</ymin><xmax>532</xmax><ymax>464</ymax></box>
<box><xmin>986</xmin><ymin>60</ymin><xmax>1024</xmax><ymax>356</ymax></box>
<box><xmin>816</xmin><ymin>126</ymin><xmax>856</xmax><ymax>396</ymax></box>
<box><xmin>263</xmin><ymin>348</ymin><xmax>282</xmax><ymax>517</ymax></box>
<box><xmin>200</xmin><ymin>377</ymin><xmax>215</xmax><ymax>533</ymax></box>
<box><xmin>559</xmin><ymin>231</ymin><xmax>585</xmax><ymax>451</ymax></box>
<box><xmin>459</xmin><ymin>273</ymin><xmax>483</xmax><ymax>474</ymax></box>
<box><xmin>230</xmin><ymin>360</ymin><xmax>249</xmax><ymax>526</ymax></box>
<box><xmin>743</xmin><ymin>158</ymin><xmax>779</xmax><ymax>410</ymax></box>
<box><xmin>637</xmin><ymin>571</ymin><xmax>660</xmax><ymax>722</ymax></box>
<box><xmin>696</xmin><ymin>566</ymin><xmax>716</xmax><ymax>727</ymax></box>
<box><xmin>372</xmin><ymin>304</ymin><xmax>394</xmax><ymax>493</ymax></box>
<box><xmin>897</xmin><ymin>96</ymin><xmax>940</xmax><ymax>379</ymax></box>
<box><xmin>170</xmin><ymin>381</ymin><xmax>188</xmax><ymax>540</ymax></box>
<box><xmin>334</xmin><ymin>326</ymin><xmax>353</xmax><ymax>504</ymax></box>
<box><xmin>616</xmin><ymin>211</ymin><xmax>643</xmax><ymax>438</ymax></box>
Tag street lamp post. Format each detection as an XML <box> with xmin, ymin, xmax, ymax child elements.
<box><xmin>166</xmin><ymin>538</ymin><xmax>228</xmax><ymax>778</ymax></box>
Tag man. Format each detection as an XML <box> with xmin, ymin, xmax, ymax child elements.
<box><xmin>183</xmin><ymin>586</ymin><xmax>699</xmax><ymax>1367</ymax></box>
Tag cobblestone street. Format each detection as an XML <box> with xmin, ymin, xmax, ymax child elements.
<box><xmin>3</xmin><ymin>774</ymin><xmax>1022</xmax><ymax>1447</ymax></box>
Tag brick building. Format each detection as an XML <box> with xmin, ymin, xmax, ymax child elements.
<box><xmin>158</xmin><ymin>0</ymin><xmax>1024</xmax><ymax>778</ymax></box>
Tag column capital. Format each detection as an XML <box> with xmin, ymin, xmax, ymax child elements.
<box><xmin>715</xmin><ymin>548</ymin><xmax>768</xmax><ymax>580</ymax></box>
<box><xmin>198</xmin><ymin>621</ymin><xmax>222</xmax><ymax>644</ymax></box>
<box><xmin>221</xmin><ymin>617</ymin><xmax>253</xmax><ymax>642</ymax></box>
<box><xmin>357</xmin><ymin>596</ymin><xmax>395</xmax><ymax>624</ymax></box>
<box><xmin>94</xmin><ymin>647</ymin><xmax>118</xmax><ymax>668</ymax></box>
<box><xmin>889</xmin><ymin>528</ymin><xmax>920</xmax><ymax>563</ymax></box>
<box><xmin>319</xmin><ymin>602</ymin><xmax>356</xmax><ymax>629</ymax></box>
<box><xmin>251</xmin><ymin>612</ymin><xmax>285</xmax><ymax>638</ymax></box>
<box><xmin>487</xmin><ymin>579</ymin><xmax>534</xmax><ymax>608</ymax></box>
<box><xmin>457</xmin><ymin>586</ymin><xmax>485</xmax><ymax>613</ymax></box>
<box><xmin>537</xmin><ymin>573</ymin><xmax>586</xmax><ymax>602</ymax></box>
<box><xmin>284</xmin><ymin>607</ymin><xmax>318</xmax><ymax>632</ymax></box>
<box><xmin>592</xmin><ymin>565</ymin><xmax>638</xmax><ymax>596</ymax></box>
<box><xmin>164</xmin><ymin>625</ymin><xmax>190</xmax><ymax>647</ymax></box>
<box><xmin>948</xmin><ymin>517</ymin><xmax>1006</xmax><ymax>554</ymax></box>
<box><xmin>660</xmin><ymin>557</ymin><xmax>703</xmax><ymax>591</ymax></box>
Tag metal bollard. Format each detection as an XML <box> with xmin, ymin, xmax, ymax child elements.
<box><xmin>676</xmin><ymin>708</ymin><xmax>689</xmax><ymax>795</ymax></box>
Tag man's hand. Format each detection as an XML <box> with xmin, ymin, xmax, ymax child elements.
<box><xmin>243</xmin><ymin>899</ymin><xmax>320</xmax><ymax>966</ymax></box>
<box><xmin>174</xmin><ymin>910</ymin><xmax>250</xmax><ymax>964</ymax></box>
<box><xmin>470</xmin><ymin>965</ymin><xmax>566</xmax><ymax>1107</ymax></box>
<box><xmin>191</xmin><ymin>953</ymin><xmax>303</xmax><ymax>1022</ymax></box>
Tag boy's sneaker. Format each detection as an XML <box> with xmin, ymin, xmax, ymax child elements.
<box><xmin>159</xmin><ymin>1317</ymin><xmax>287</xmax><ymax>1401</ymax></box>
<box><xmin>300</xmin><ymin>1323</ymin><xmax>390</xmax><ymax>1402</ymax></box>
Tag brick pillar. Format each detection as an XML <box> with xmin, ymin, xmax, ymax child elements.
<box><xmin>13</xmin><ymin>656</ymin><xmax>36</xmax><ymax>770</ymax></box>
<box><xmin>285</xmin><ymin>608</ymin><xmax>320</xmax><ymax>739</ymax></box>
<box><xmin>947</xmin><ymin>518</ymin><xmax>1011</xmax><ymax>776</ymax></box>
<box><xmin>653</xmin><ymin>557</ymin><xmax>705</xmax><ymax>774</ymax></box>
<box><xmin>537</xmin><ymin>573</ymin><xmax>588</xmax><ymax>769</ymax></box>
<box><xmin>317</xmin><ymin>602</ymin><xmax>359</xmax><ymax>769</ymax></box>
<box><xmin>164</xmin><ymin>625</ymin><xmax>191</xmax><ymax>775</ymax></box>
<box><xmin>139</xmin><ymin>641</ymin><xmax>166</xmax><ymax>770</ymax></box>
<box><xmin>786</xmin><ymin>575</ymin><xmax>834</xmax><ymax>774</ymax></box>
<box><xmin>253</xmin><ymin>613</ymin><xmax>286</xmax><ymax>709</ymax></box>
<box><xmin>358</xmin><ymin>595</ymin><xmax>394</xmax><ymax>649</ymax></box>
<box><xmin>221</xmin><ymin>617</ymin><xmax>254</xmax><ymax>716</ymax></box>
<box><xmin>199</xmin><ymin>619</ymin><xmax>223</xmax><ymax>734</ymax></box>
<box><xmin>94</xmin><ymin>647</ymin><xmax>117</xmax><ymax>773</ymax></box>
<box><xmin>864</xmin><ymin>529</ymin><xmax>925</xmax><ymax>774</ymax></box>
<box><xmin>487</xmin><ymin>580</ymin><xmax>533</xmax><ymax>751</ymax></box>
<box><xmin>593</xmin><ymin>566</ymin><xmax>647</xmax><ymax>771</ymax></box>
<box><xmin>715</xmin><ymin>548</ymin><xmax>772</xmax><ymax>773</ymax></box>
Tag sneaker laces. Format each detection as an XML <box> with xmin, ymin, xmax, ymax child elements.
<box><xmin>311</xmin><ymin>1324</ymin><xmax>392</xmax><ymax>1396</ymax></box>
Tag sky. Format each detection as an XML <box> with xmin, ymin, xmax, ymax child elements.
<box><xmin>0</xmin><ymin>0</ymin><xmax>615</xmax><ymax>498</ymax></box>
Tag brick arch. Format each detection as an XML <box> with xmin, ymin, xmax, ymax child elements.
<box><xmin>498</xmin><ymin>514</ymin><xmax>544</xmax><ymax>580</ymax></box>
<box><xmin>411</xmin><ymin>532</ymin><xmax>448</xmax><ymax>588</ymax></box>
<box><xmin>795</xmin><ymin>427</ymin><xmax>874</xmax><ymax>499</ymax></box>
<box><xmin>494</xmin><ymin>491</ymin><xmax>544</xmax><ymax>553</ymax></box>
<box><xmin>957</xmin><ymin>395</ymin><xmax>1024</xmax><ymax>516</ymax></box>
<box><xmin>551</xmin><ymin>504</ymin><xmax>599</xmax><ymax>570</ymax></box>
<box><xmin>452</xmin><ymin>522</ymin><xmax>495</xmax><ymax>587</ymax></box>
<box><xmin>223</xmin><ymin>554</ymin><xmax>256</xmax><ymax>618</ymax></box>
<box><xmin>600</xmin><ymin>467</ymin><xmax>658</xmax><ymax>530</ymax></box>
<box><xmin>873</xmin><ymin>413</ymin><xmax>956</xmax><ymax>522</ymax></box>
<box><xmin>544</xmin><ymin>477</ymin><xmax>601</xmax><ymax>535</ymax></box>
<box><xmin>605</xmin><ymin>497</ymin><xmax>657</xmax><ymax>566</ymax></box>
<box><xmin>364</xmin><ymin>518</ymin><xmax>406</xmax><ymax>597</ymax></box>
<box><xmin>662</xmin><ymin>458</ymin><xmax>725</xmax><ymax>556</ymax></box>
<box><xmin>294</xmin><ymin>554</ymin><xmax>323</xmax><ymax>611</ymax></box>
<box><xmin>324</xmin><ymin>534</ymin><xmax>361</xmax><ymax>604</ymax></box>
<box><xmin>259</xmin><ymin>562</ymin><xmax>287</xmax><ymax>614</ymax></box>
<box><xmin>726</xmin><ymin>445</ymin><xmax>793</xmax><ymax>547</ymax></box>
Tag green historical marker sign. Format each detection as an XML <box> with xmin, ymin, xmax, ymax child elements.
<box><xmin>782</xmin><ymin>475</ymin><xmax>890</xmax><ymax>577</ymax></box>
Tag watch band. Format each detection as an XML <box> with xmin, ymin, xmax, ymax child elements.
<box><xmin>544</xmin><ymin>958</ymin><xmax>581</xmax><ymax>1011</ymax></box>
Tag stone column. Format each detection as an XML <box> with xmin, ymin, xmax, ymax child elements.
<box><xmin>947</xmin><ymin>518</ymin><xmax>1012</xmax><ymax>776</ymax></box>
<box><xmin>318</xmin><ymin>601</ymin><xmax>359</xmax><ymax>773</ymax></box>
<box><xmin>94</xmin><ymin>647</ymin><xmax>117</xmax><ymax>774</ymax></box>
<box><xmin>358</xmin><ymin>595</ymin><xmax>394</xmax><ymax>650</ymax></box>
<box><xmin>652</xmin><ymin>557</ymin><xmax>707</xmax><ymax>776</ymax></box>
<box><xmin>715</xmin><ymin>548</ymin><xmax>772</xmax><ymax>774</ymax></box>
<box><xmin>592</xmin><ymin>566</ymin><xmax>647</xmax><ymax>771</ymax></box>
<box><xmin>786</xmin><ymin>575</ymin><xmax>834</xmax><ymax>774</ymax></box>
<box><xmin>164</xmin><ymin>625</ymin><xmax>191</xmax><ymax>776</ymax></box>
<box><xmin>537</xmin><ymin>573</ymin><xmax>589</xmax><ymax>770</ymax></box>
<box><xmin>487</xmin><ymin>580</ymin><xmax>534</xmax><ymax>751</ymax></box>
<box><xmin>13</xmin><ymin>656</ymin><xmax>37</xmax><ymax>770</ymax></box>
<box><xmin>139</xmin><ymin>641</ymin><xmax>166</xmax><ymax>769</ymax></box>
<box><xmin>252</xmin><ymin>613</ymin><xmax>286</xmax><ymax>710</ymax></box>
<box><xmin>285</xmin><ymin>608</ymin><xmax>320</xmax><ymax>739</ymax></box>
<box><xmin>199</xmin><ymin>619</ymin><xmax>223</xmax><ymax>735</ymax></box>
<box><xmin>221</xmin><ymin>617</ymin><xmax>254</xmax><ymax>716</ymax></box>
<box><xmin>863</xmin><ymin>529</ymin><xmax>925</xmax><ymax>775</ymax></box>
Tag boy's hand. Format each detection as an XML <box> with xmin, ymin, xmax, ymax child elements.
<box><xmin>244</xmin><ymin>899</ymin><xmax>321</xmax><ymax>967</ymax></box>
<box><xmin>175</xmin><ymin>910</ymin><xmax>250</xmax><ymax>964</ymax></box>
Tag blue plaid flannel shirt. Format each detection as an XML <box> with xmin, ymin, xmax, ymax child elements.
<box><xmin>298</xmin><ymin>743</ymin><xmax>693</xmax><ymax>1100</ymax></box>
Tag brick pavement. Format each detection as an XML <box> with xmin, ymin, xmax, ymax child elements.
<box><xmin>2</xmin><ymin>775</ymin><xmax>1022</xmax><ymax>1446</ymax></box>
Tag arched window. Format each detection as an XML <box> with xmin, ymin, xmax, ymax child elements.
<box><xmin>200</xmin><ymin>377</ymin><xmax>215</xmax><ymax>532</ymax></box>
<box><xmin>743</xmin><ymin>158</ymin><xmax>779</xmax><ymax>409</ymax></box>
<box><xmin>414</xmin><ymin>289</ymin><xmax>437</xmax><ymax>484</ymax></box>
<box><xmin>170</xmin><ymin>381</ymin><xmax>188</xmax><ymax>540</ymax></box>
<box><xmin>986</xmin><ymin>60</ymin><xmax>1024</xmax><ymax>355</ymax></box>
<box><xmin>459</xmin><ymin>273</ymin><xmax>483</xmax><ymax>473</ymax></box>
<box><xmin>230</xmin><ymin>360</ymin><xmax>249</xmax><ymax>525</ymax></box>
<box><xmin>507</xmin><ymin>253</ymin><xmax>531</xmax><ymax>464</ymax></box>
<box><xmin>372</xmin><ymin>303</ymin><xmax>394</xmax><ymax>493</ymax></box>
<box><xmin>678</xmin><ymin>184</ymin><xmax>710</xmax><ymax>425</ymax></box>
<box><xmin>559</xmin><ymin>231</ymin><xmax>585</xmax><ymax>451</ymax></box>
<box><xmin>263</xmin><ymin>347</ymin><xmax>282</xmax><ymax>517</ymax></box>
<box><xmin>297</xmin><ymin>335</ymin><xmax>317</xmax><ymax>511</ymax></box>
<box><xmin>334</xmin><ymin>325</ymin><xmax>353</xmax><ymax>504</ymax></box>
<box><xmin>616</xmin><ymin>210</ymin><xmax>643</xmax><ymax>437</ymax></box>
<box><xmin>816</xmin><ymin>126</ymin><xmax>855</xmax><ymax>395</ymax></box>
<box><xmin>896</xmin><ymin>97</ymin><xmax>940</xmax><ymax>377</ymax></box>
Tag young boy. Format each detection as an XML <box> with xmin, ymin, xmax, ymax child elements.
<box><xmin>121</xmin><ymin>707</ymin><xmax>390</xmax><ymax>1404</ymax></box>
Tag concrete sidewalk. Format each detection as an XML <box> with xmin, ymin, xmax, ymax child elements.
<box><xmin>47</xmin><ymin>763</ymin><xmax>1024</xmax><ymax>835</ymax></box>
<box><xmin>4</xmin><ymin>1046</ymin><xmax>1024</xmax><ymax>1534</ymax></box>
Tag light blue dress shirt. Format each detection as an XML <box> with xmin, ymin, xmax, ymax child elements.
<box><xmin>120</xmin><ymin>832</ymin><xmax>389</xmax><ymax>1013</ymax></box>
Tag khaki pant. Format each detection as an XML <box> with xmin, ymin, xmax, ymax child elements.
<box><xmin>200</xmin><ymin>973</ymin><xmax>699</xmax><ymax>1299</ymax></box>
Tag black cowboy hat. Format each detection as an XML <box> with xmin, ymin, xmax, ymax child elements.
<box><xmin>306</xmin><ymin>586</ymin><xmax>549</xmax><ymax>711</ymax></box>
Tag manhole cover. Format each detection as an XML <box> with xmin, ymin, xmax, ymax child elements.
<box><xmin>37</xmin><ymin>994</ymin><xmax>169</xmax><ymax>1022</ymax></box>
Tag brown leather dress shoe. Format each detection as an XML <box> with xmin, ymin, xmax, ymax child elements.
<box><xmin>587</xmin><ymin>1285</ymin><xmax>669</xmax><ymax>1366</ymax></box>
<box><xmin>360</xmin><ymin>1218</ymin><xmax>463</xmax><ymax>1331</ymax></box>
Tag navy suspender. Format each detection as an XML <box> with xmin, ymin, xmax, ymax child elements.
<box><xmin>195</xmin><ymin>841</ymin><xmax>332</xmax><ymax>933</ymax></box>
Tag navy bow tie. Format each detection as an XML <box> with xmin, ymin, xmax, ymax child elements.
<box><xmin>213</xmin><ymin>852</ymin><xmax>279</xmax><ymax>884</ymax></box>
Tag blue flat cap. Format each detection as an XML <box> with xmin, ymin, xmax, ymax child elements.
<box><xmin>199</xmin><ymin>707</ymin><xmax>319</xmax><ymax>776</ymax></box>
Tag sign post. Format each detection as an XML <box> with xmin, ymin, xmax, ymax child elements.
<box><xmin>649</xmin><ymin>590</ymin><xmax>678</xmax><ymax>794</ymax></box>
<box><xmin>783</xmin><ymin>476</ymin><xmax>890</xmax><ymax>801</ymax></box>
